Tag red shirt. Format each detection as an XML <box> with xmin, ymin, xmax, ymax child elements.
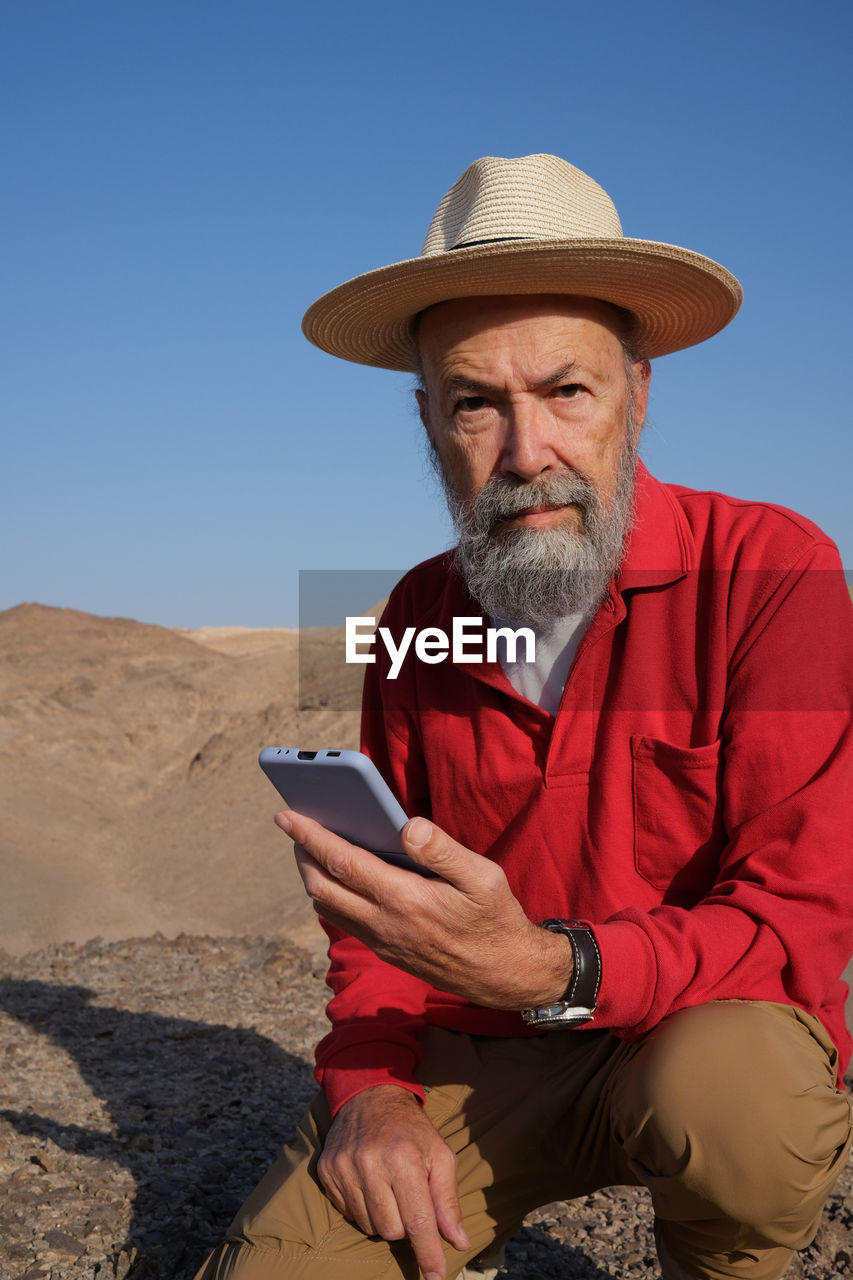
<box><xmin>315</xmin><ymin>464</ymin><xmax>853</xmax><ymax>1113</ymax></box>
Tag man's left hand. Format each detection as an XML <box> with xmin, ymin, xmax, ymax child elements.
<box><xmin>276</xmin><ymin>810</ymin><xmax>572</xmax><ymax>1009</ymax></box>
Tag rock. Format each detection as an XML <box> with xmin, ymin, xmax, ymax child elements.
<box><xmin>113</xmin><ymin>1248</ymin><xmax>137</xmax><ymax>1279</ymax></box>
<box><xmin>42</xmin><ymin>1229</ymin><xmax>84</xmax><ymax>1256</ymax></box>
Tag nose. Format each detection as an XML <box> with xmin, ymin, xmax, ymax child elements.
<box><xmin>499</xmin><ymin>396</ymin><xmax>557</xmax><ymax>482</ymax></box>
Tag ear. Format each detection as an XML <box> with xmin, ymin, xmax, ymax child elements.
<box><xmin>415</xmin><ymin>387</ymin><xmax>431</xmax><ymax>433</ymax></box>
<box><xmin>630</xmin><ymin>359</ymin><xmax>651</xmax><ymax>432</ymax></box>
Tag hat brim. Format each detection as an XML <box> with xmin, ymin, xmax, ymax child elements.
<box><xmin>302</xmin><ymin>237</ymin><xmax>742</xmax><ymax>370</ymax></box>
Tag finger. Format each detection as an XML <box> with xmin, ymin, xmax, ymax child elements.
<box><xmin>400</xmin><ymin>1210</ymin><xmax>448</xmax><ymax>1280</ymax></box>
<box><xmin>318</xmin><ymin>1159</ymin><xmax>380</xmax><ymax>1239</ymax></box>
<box><xmin>343</xmin><ymin>1185</ymin><xmax>378</xmax><ymax>1240</ymax></box>
<box><xmin>291</xmin><ymin>842</ymin><xmax>391</xmax><ymax>933</ymax></box>
<box><xmin>292</xmin><ymin>842</ymin><xmax>345</xmax><ymax>897</ymax></box>
<box><xmin>359</xmin><ymin>1180</ymin><xmax>407</xmax><ymax>1242</ymax></box>
<box><xmin>319</xmin><ymin>1148</ymin><xmax>423</xmax><ymax>1252</ymax></box>
<box><xmin>429</xmin><ymin>1155</ymin><xmax>471</xmax><ymax>1253</ymax></box>
<box><xmin>390</xmin><ymin>1167</ymin><xmax>451</xmax><ymax>1280</ymax></box>
<box><xmin>401</xmin><ymin>817</ymin><xmax>504</xmax><ymax>899</ymax></box>
<box><xmin>282</xmin><ymin>809</ymin><xmax>415</xmax><ymax>899</ymax></box>
<box><xmin>286</xmin><ymin>824</ymin><xmax>391</xmax><ymax>914</ymax></box>
<box><xmin>290</xmin><ymin>841</ymin><xmax>428</xmax><ymax>973</ymax></box>
<box><xmin>315</xmin><ymin>1163</ymin><xmax>348</xmax><ymax>1217</ymax></box>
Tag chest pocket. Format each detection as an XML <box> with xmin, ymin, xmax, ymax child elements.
<box><xmin>631</xmin><ymin>735</ymin><xmax>725</xmax><ymax>898</ymax></box>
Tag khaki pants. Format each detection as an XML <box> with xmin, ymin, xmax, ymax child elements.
<box><xmin>194</xmin><ymin>1001</ymin><xmax>852</xmax><ymax>1280</ymax></box>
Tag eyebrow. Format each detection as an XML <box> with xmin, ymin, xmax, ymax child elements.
<box><xmin>441</xmin><ymin>360</ymin><xmax>583</xmax><ymax>405</ymax></box>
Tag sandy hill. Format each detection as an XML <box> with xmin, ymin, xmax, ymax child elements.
<box><xmin>0</xmin><ymin>603</ymin><xmax>362</xmax><ymax>957</ymax></box>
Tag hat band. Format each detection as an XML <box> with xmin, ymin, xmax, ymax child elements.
<box><xmin>449</xmin><ymin>235</ymin><xmax>534</xmax><ymax>250</ymax></box>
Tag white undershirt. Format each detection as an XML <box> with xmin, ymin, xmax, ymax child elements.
<box><xmin>493</xmin><ymin>612</ymin><xmax>592</xmax><ymax>715</ymax></box>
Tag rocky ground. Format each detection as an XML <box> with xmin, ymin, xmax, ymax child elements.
<box><xmin>0</xmin><ymin>934</ymin><xmax>850</xmax><ymax>1280</ymax></box>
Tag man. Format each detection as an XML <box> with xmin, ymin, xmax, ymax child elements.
<box><xmin>196</xmin><ymin>155</ymin><xmax>853</xmax><ymax>1280</ymax></box>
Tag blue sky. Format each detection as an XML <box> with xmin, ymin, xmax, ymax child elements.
<box><xmin>3</xmin><ymin>0</ymin><xmax>851</xmax><ymax>627</ymax></box>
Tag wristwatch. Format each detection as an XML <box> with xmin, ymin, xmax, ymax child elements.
<box><xmin>521</xmin><ymin>919</ymin><xmax>601</xmax><ymax>1028</ymax></box>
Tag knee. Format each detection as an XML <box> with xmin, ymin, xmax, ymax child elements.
<box><xmin>611</xmin><ymin>1001</ymin><xmax>852</xmax><ymax>1238</ymax></box>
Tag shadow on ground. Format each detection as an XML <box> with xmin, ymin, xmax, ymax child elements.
<box><xmin>0</xmin><ymin>977</ymin><xmax>317</xmax><ymax>1278</ymax></box>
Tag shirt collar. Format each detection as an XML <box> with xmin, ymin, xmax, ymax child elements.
<box><xmin>616</xmin><ymin>460</ymin><xmax>692</xmax><ymax>593</ymax></box>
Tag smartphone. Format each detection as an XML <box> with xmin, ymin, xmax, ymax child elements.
<box><xmin>258</xmin><ymin>747</ymin><xmax>438</xmax><ymax>877</ymax></box>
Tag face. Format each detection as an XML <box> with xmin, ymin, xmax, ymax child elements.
<box><xmin>415</xmin><ymin>295</ymin><xmax>651</xmax><ymax>625</ymax></box>
<box><xmin>416</xmin><ymin>294</ymin><xmax>649</xmax><ymax>518</ymax></box>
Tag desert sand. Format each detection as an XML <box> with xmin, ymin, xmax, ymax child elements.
<box><xmin>0</xmin><ymin>602</ymin><xmax>364</xmax><ymax>960</ymax></box>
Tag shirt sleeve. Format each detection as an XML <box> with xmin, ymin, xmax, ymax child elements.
<box><xmin>313</xmin><ymin>601</ymin><xmax>434</xmax><ymax>1115</ymax></box>
<box><xmin>594</xmin><ymin>539</ymin><xmax>853</xmax><ymax>1057</ymax></box>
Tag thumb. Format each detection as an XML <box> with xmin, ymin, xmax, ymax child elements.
<box><xmin>401</xmin><ymin>818</ymin><xmax>481</xmax><ymax>890</ymax></box>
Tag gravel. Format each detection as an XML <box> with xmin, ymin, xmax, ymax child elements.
<box><xmin>1</xmin><ymin>935</ymin><xmax>850</xmax><ymax>1280</ymax></box>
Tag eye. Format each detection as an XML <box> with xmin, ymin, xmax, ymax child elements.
<box><xmin>554</xmin><ymin>383</ymin><xmax>583</xmax><ymax>399</ymax></box>
<box><xmin>455</xmin><ymin>395</ymin><xmax>490</xmax><ymax>413</ymax></box>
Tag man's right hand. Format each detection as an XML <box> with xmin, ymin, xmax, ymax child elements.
<box><xmin>316</xmin><ymin>1085</ymin><xmax>471</xmax><ymax>1280</ymax></box>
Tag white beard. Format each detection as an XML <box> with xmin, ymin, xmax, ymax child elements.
<box><xmin>438</xmin><ymin>411</ymin><xmax>639</xmax><ymax>627</ymax></box>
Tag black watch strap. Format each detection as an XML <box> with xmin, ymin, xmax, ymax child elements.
<box><xmin>521</xmin><ymin>919</ymin><xmax>601</xmax><ymax>1028</ymax></box>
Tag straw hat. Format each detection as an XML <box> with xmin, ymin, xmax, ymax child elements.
<box><xmin>302</xmin><ymin>153</ymin><xmax>742</xmax><ymax>370</ymax></box>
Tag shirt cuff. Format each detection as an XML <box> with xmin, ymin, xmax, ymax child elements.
<box><xmin>593</xmin><ymin>918</ymin><xmax>657</xmax><ymax>1031</ymax></box>
<box><xmin>315</xmin><ymin>1041</ymin><xmax>426</xmax><ymax>1116</ymax></box>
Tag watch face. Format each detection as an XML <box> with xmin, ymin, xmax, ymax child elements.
<box><xmin>522</xmin><ymin>1004</ymin><xmax>594</xmax><ymax>1028</ymax></box>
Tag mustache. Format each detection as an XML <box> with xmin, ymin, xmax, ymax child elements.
<box><xmin>456</xmin><ymin>471</ymin><xmax>602</xmax><ymax>537</ymax></box>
